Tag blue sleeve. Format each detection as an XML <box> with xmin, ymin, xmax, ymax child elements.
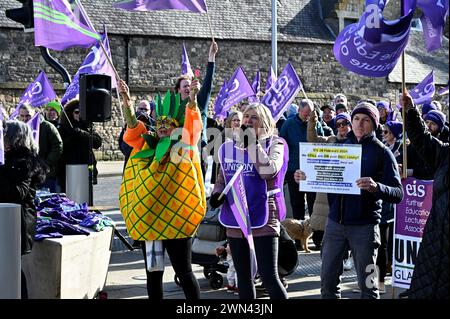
<box><xmin>197</xmin><ymin>62</ymin><xmax>215</xmax><ymax>118</ymax></box>
<box><xmin>280</xmin><ymin>120</ymin><xmax>289</xmax><ymax>140</ymax></box>
<box><xmin>316</xmin><ymin>122</ymin><xmax>324</xmax><ymax>137</ymax></box>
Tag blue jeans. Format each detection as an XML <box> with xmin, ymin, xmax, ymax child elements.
<box><xmin>321</xmin><ymin>218</ymin><xmax>381</xmax><ymax>299</ymax></box>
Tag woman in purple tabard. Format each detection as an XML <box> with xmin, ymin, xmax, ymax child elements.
<box><xmin>209</xmin><ymin>103</ymin><xmax>289</xmax><ymax>299</ymax></box>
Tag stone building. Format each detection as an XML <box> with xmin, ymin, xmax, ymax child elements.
<box><xmin>0</xmin><ymin>0</ymin><xmax>448</xmax><ymax>160</ymax></box>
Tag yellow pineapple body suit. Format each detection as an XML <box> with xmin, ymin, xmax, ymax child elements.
<box><xmin>119</xmin><ymin>104</ymin><xmax>206</xmax><ymax>240</ymax></box>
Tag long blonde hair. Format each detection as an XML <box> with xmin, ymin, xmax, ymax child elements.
<box><xmin>243</xmin><ymin>103</ymin><xmax>276</xmax><ymax>138</ymax></box>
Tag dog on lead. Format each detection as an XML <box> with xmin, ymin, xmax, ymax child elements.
<box><xmin>281</xmin><ymin>218</ymin><xmax>314</xmax><ymax>253</ymax></box>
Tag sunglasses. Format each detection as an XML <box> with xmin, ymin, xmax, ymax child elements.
<box><xmin>156</xmin><ymin>118</ymin><xmax>175</xmax><ymax>130</ymax></box>
<box><xmin>73</xmin><ymin>110</ymin><xmax>80</xmax><ymax>114</ymax></box>
<box><xmin>138</xmin><ymin>108</ymin><xmax>149</xmax><ymax>112</ymax></box>
<box><xmin>335</xmin><ymin>121</ymin><xmax>350</xmax><ymax>128</ymax></box>
<box><xmin>383</xmin><ymin>130</ymin><xmax>391</xmax><ymax>135</ymax></box>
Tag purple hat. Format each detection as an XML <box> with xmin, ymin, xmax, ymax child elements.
<box><xmin>425</xmin><ymin>110</ymin><xmax>446</xmax><ymax>132</ymax></box>
<box><xmin>335</xmin><ymin>112</ymin><xmax>351</xmax><ymax>123</ymax></box>
<box><xmin>385</xmin><ymin>121</ymin><xmax>403</xmax><ymax>140</ymax></box>
<box><xmin>377</xmin><ymin>100</ymin><xmax>392</xmax><ymax>112</ymax></box>
<box><xmin>421</xmin><ymin>102</ymin><xmax>437</xmax><ymax>116</ymax></box>
<box><xmin>351</xmin><ymin>102</ymin><xmax>380</xmax><ymax>128</ymax></box>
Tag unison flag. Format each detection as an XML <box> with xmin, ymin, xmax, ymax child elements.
<box><xmin>438</xmin><ymin>82</ymin><xmax>449</xmax><ymax>96</ymax></box>
<box><xmin>334</xmin><ymin>0</ymin><xmax>416</xmax><ymax>77</ymax></box>
<box><xmin>9</xmin><ymin>71</ymin><xmax>57</xmax><ymax>119</ymax></box>
<box><xmin>62</xmin><ymin>30</ymin><xmax>117</xmax><ymax>105</ymax></box>
<box><xmin>113</xmin><ymin>0</ymin><xmax>207</xmax><ymax>13</ymax></box>
<box><xmin>248</xmin><ymin>70</ymin><xmax>261</xmax><ymax>103</ymax></box>
<box><xmin>409</xmin><ymin>71</ymin><xmax>435</xmax><ymax>105</ymax></box>
<box><xmin>418</xmin><ymin>0</ymin><xmax>449</xmax><ymax>52</ymax></box>
<box><xmin>221</xmin><ymin>166</ymin><xmax>258</xmax><ymax>278</ymax></box>
<box><xmin>221</xmin><ymin>66</ymin><xmax>254</xmax><ymax>113</ymax></box>
<box><xmin>262</xmin><ymin>62</ymin><xmax>302</xmax><ymax>122</ymax></box>
<box><xmin>34</xmin><ymin>0</ymin><xmax>101</xmax><ymax>51</ymax></box>
<box><xmin>27</xmin><ymin>112</ymin><xmax>40</xmax><ymax>146</ymax></box>
<box><xmin>213</xmin><ymin>80</ymin><xmax>228</xmax><ymax>119</ymax></box>
<box><xmin>181</xmin><ymin>44</ymin><xmax>194</xmax><ymax>78</ymax></box>
<box><xmin>265</xmin><ymin>66</ymin><xmax>277</xmax><ymax>92</ymax></box>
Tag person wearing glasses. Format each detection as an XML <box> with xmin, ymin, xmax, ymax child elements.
<box><xmin>57</xmin><ymin>98</ymin><xmax>102</xmax><ymax>193</ymax></box>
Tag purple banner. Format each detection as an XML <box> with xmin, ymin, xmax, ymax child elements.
<box><xmin>34</xmin><ymin>0</ymin><xmax>100</xmax><ymax>51</ymax></box>
<box><xmin>261</xmin><ymin>62</ymin><xmax>302</xmax><ymax>122</ymax></box>
<box><xmin>438</xmin><ymin>83</ymin><xmax>449</xmax><ymax>96</ymax></box>
<box><xmin>221</xmin><ymin>66</ymin><xmax>254</xmax><ymax>113</ymax></box>
<box><xmin>62</xmin><ymin>30</ymin><xmax>116</xmax><ymax>105</ymax></box>
<box><xmin>393</xmin><ymin>177</ymin><xmax>433</xmax><ymax>288</ymax></box>
<box><xmin>248</xmin><ymin>70</ymin><xmax>261</xmax><ymax>103</ymax></box>
<box><xmin>409</xmin><ymin>71</ymin><xmax>435</xmax><ymax>105</ymax></box>
<box><xmin>181</xmin><ymin>43</ymin><xmax>194</xmax><ymax>78</ymax></box>
<box><xmin>16</xmin><ymin>71</ymin><xmax>57</xmax><ymax>112</ymax></box>
<box><xmin>213</xmin><ymin>80</ymin><xmax>228</xmax><ymax>119</ymax></box>
<box><xmin>333</xmin><ymin>0</ymin><xmax>415</xmax><ymax>77</ymax></box>
<box><xmin>265</xmin><ymin>66</ymin><xmax>277</xmax><ymax>92</ymax></box>
<box><xmin>420</xmin><ymin>13</ymin><xmax>444</xmax><ymax>52</ymax></box>
<box><xmin>113</xmin><ymin>0</ymin><xmax>207</xmax><ymax>12</ymax></box>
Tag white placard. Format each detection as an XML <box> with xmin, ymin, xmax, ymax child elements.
<box><xmin>299</xmin><ymin>143</ymin><xmax>362</xmax><ymax>195</ymax></box>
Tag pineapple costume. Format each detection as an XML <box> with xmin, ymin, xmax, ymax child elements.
<box><xmin>119</xmin><ymin>92</ymin><xmax>206</xmax><ymax>241</ymax></box>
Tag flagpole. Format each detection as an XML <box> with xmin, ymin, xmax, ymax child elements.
<box><xmin>204</xmin><ymin>0</ymin><xmax>215</xmax><ymax>42</ymax></box>
<box><xmin>400</xmin><ymin>0</ymin><xmax>407</xmax><ymax>181</ymax></box>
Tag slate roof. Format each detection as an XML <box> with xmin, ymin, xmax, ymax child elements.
<box><xmin>389</xmin><ymin>31</ymin><xmax>449</xmax><ymax>85</ymax></box>
<box><xmin>0</xmin><ymin>0</ymin><xmax>335</xmax><ymax>43</ymax></box>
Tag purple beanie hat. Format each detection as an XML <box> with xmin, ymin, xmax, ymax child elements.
<box><xmin>335</xmin><ymin>112</ymin><xmax>351</xmax><ymax>123</ymax></box>
<box><xmin>351</xmin><ymin>102</ymin><xmax>380</xmax><ymax>128</ymax></box>
<box><xmin>385</xmin><ymin>121</ymin><xmax>403</xmax><ymax>140</ymax></box>
<box><xmin>425</xmin><ymin>110</ymin><xmax>446</xmax><ymax>132</ymax></box>
<box><xmin>421</xmin><ymin>102</ymin><xmax>437</xmax><ymax>116</ymax></box>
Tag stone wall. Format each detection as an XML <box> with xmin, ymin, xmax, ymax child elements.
<box><xmin>1</xmin><ymin>29</ymin><xmax>446</xmax><ymax>160</ymax></box>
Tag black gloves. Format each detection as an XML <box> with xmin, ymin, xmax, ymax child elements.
<box><xmin>240</xmin><ymin>124</ymin><xmax>257</xmax><ymax>148</ymax></box>
<box><xmin>209</xmin><ymin>192</ymin><xmax>225</xmax><ymax>209</ymax></box>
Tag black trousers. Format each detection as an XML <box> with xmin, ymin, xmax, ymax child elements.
<box><xmin>141</xmin><ymin>238</ymin><xmax>200</xmax><ymax>300</ymax></box>
<box><xmin>285</xmin><ymin>171</ymin><xmax>316</xmax><ymax>220</ymax></box>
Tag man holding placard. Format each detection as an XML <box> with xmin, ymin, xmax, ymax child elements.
<box><xmin>296</xmin><ymin>102</ymin><xmax>403</xmax><ymax>299</ymax></box>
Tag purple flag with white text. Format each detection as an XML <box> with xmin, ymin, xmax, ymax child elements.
<box><xmin>409</xmin><ymin>71</ymin><xmax>435</xmax><ymax>105</ymax></box>
<box><xmin>248</xmin><ymin>70</ymin><xmax>261</xmax><ymax>103</ymax></box>
<box><xmin>27</xmin><ymin>112</ymin><xmax>40</xmax><ymax>146</ymax></box>
<box><xmin>418</xmin><ymin>0</ymin><xmax>449</xmax><ymax>52</ymax></box>
<box><xmin>34</xmin><ymin>0</ymin><xmax>101</xmax><ymax>51</ymax></box>
<box><xmin>333</xmin><ymin>0</ymin><xmax>416</xmax><ymax>77</ymax></box>
<box><xmin>262</xmin><ymin>62</ymin><xmax>302</xmax><ymax>121</ymax></box>
<box><xmin>213</xmin><ymin>80</ymin><xmax>229</xmax><ymax>119</ymax></box>
<box><xmin>113</xmin><ymin>0</ymin><xmax>207</xmax><ymax>12</ymax></box>
<box><xmin>223</xmin><ymin>166</ymin><xmax>258</xmax><ymax>278</ymax></box>
<box><xmin>62</xmin><ymin>30</ymin><xmax>117</xmax><ymax>106</ymax></box>
<box><xmin>9</xmin><ymin>71</ymin><xmax>57</xmax><ymax>119</ymax></box>
<box><xmin>181</xmin><ymin>44</ymin><xmax>194</xmax><ymax>78</ymax></box>
<box><xmin>221</xmin><ymin>66</ymin><xmax>254</xmax><ymax>113</ymax></box>
<box><xmin>265</xmin><ymin>66</ymin><xmax>277</xmax><ymax>92</ymax></box>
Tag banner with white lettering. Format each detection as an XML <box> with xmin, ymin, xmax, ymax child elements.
<box><xmin>393</xmin><ymin>177</ymin><xmax>433</xmax><ymax>289</ymax></box>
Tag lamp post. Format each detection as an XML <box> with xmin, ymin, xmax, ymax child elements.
<box><xmin>271</xmin><ymin>0</ymin><xmax>278</xmax><ymax>76</ymax></box>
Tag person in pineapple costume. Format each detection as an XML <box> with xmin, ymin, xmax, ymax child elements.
<box><xmin>118</xmin><ymin>78</ymin><xmax>206</xmax><ymax>300</ymax></box>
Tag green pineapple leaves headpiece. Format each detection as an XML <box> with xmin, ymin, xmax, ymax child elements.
<box><xmin>155</xmin><ymin>91</ymin><xmax>187</xmax><ymax>127</ymax></box>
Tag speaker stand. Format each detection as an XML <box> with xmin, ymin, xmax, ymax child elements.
<box><xmin>88</xmin><ymin>122</ymin><xmax>94</xmax><ymax>206</ymax></box>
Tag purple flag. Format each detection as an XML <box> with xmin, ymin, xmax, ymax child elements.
<box><xmin>262</xmin><ymin>62</ymin><xmax>302</xmax><ymax>122</ymax></box>
<box><xmin>62</xmin><ymin>30</ymin><xmax>117</xmax><ymax>106</ymax></box>
<box><xmin>113</xmin><ymin>0</ymin><xmax>207</xmax><ymax>13</ymax></box>
<box><xmin>420</xmin><ymin>14</ymin><xmax>445</xmax><ymax>52</ymax></box>
<box><xmin>438</xmin><ymin>82</ymin><xmax>449</xmax><ymax>96</ymax></box>
<box><xmin>265</xmin><ymin>66</ymin><xmax>277</xmax><ymax>92</ymax></box>
<box><xmin>0</xmin><ymin>106</ymin><xmax>4</xmax><ymax>166</ymax></box>
<box><xmin>27</xmin><ymin>112</ymin><xmax>40</xmax><ymax>146</ymax></box>
<box><xmin>409</xmin><ymin>71</ymin><xmax>435</xmax><ymax>105</ymax></box>
<box><xmin>333</xmin><ymin>0</ymin><xmax>415</xmax><ymax>77</ymax></box>
<box><xmin>222</xmin><ymin>166</ymin><xmax>258</xmax><ymax>278</ymax></box>
<box><xmin>181</xmin><ymin>44</ymin><xmax>194</xmax><ymax>78</ymax></box>
<box><xmin>393</xmin><ymin>177</ymin><xmax>433</xmax><ymax>289</ymax></box>
<box><xmin>9</xmin><ymin>71</ymin><xmax>57</xmax><ymax>119</ymax></box>
<box><xmin>34</xmin><ymin>0</ymin><xmax>101</xmax><ymax>51</ymax></box>
<box><xmin>221</xmin><ymin>66</ymin><xmax>254</xmax><ymax>113</ymax></box>
<box><xmin>248</xmin><ymin>70</ymin><xmax>261</xmax><ymax>103</ymax></box>
<box><xmin>213</xmin><ymin>80</ymin><xmax>229</xmax><ymax>119</ymax></box>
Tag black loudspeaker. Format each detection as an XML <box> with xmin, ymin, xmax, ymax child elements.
<box><xmin>79</xmin><ymin>74</ymin><xmax>112</xmax><ymax>122</ymax></box>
